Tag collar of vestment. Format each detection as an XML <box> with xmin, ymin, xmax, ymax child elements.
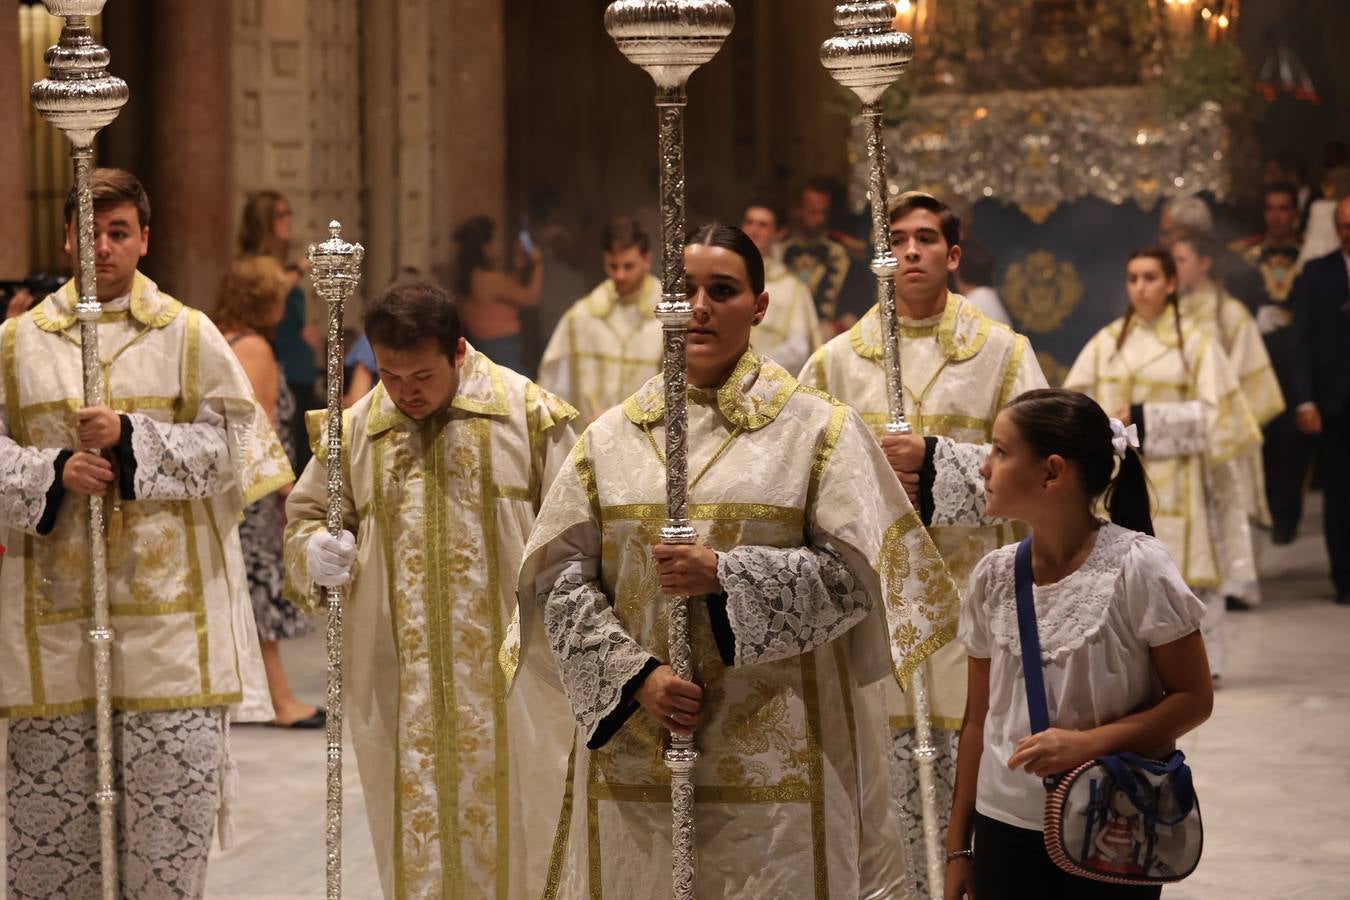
<box><xmin>621</xmin><ymin>346</ymin><xmax>797</xmax><ymax>432</ymax></box>
<box><xmin>849</xmin><ymin>292</ymin><xmax>992</xmax><ymax>363</ymax></box>
<box><xmin>585</xmin><ymin>274</ymin><xmax>659</xmax><ymax>320</ymax></box>
<box><xmin>34</xmin><ymin>270</ymin><xmax>183</xmax><ymax>333</ymax></box>
<box><xmin>1113</xmin><ymin>309</ymin><xmax>1190</xmax><ymax>349</ymax></box>
<box><xmin>1178</xmin><ymin>284</ymin><xmax>1221</xmax><ymax>322</ymax></box>
<box><xmin>365</xmin><ymin>344</ymin><xmax>510</xmax><ymax>437</ymax></box>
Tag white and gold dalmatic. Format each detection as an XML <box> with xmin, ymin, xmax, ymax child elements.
<box><xmin>1064</xmin><ymin>313</ymin><xmax>1262</xmax><ymax>592</ymax></box>
<box><xmin>0</xmin><ymin>272</ymin><xmax>286</xmax><ymax>720</ymax></box>
<box><xmin>283</xmin><ymin>347</ymin><xmax>579</xmax><ymax>900</ymax></box>
<box><xmin>754</xmin><ymin>256</ymin><xmax>821</xmax><ymax>376</ymax></box>
<box><xmin>515</xmin><ymin>350</ymin><xmax>960</xmax><ymax>899</ymax></box>
<box><xmin>1179</xmin><ymin>285</ymin><xmax>1284</xmax><ymax>602</ymax></box>
<box><xmin>539</xmin><ymin>274</ymin><xmax>664</xmax><ymax>421</ymax></box>
<box><xmin>800</xmin><ymin>294</ymin><xmax>1045</xmax><ymax>889</ymax></box>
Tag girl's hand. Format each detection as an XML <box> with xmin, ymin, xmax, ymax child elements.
<box><xmin>634</xmin><ymin>664</ymin><xmax>702</xmax><ymax>736</ymax></box>
<box><xmin>651</xmin><ymin>543</ymin><xmax>720</xmax><ymax>597</ymax></box>
<box><xmin>1007</xmin><ymin>728</ymin><xmax>1097</xmax><ymax>778</ymax></box>
<box><xmin>944</xmin><ymin>856</ymin><xmax>975</xmax><ymax>900</ymax></box>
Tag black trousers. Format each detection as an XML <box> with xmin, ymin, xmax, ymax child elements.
<box><xmin>973</xmin><ymin>813</ymin><xmax>1163</xmax><ymax>900</ymax></box>
<box><xmin>288</xmin><ymin>379</ymin><xmax>318</xmax><ymax>473</ymax></box>
<box><xmin>1321</xmin><ymin>407</ymin><xmax>1350</xmax><ymax>595</ymax></box>
<box><xmin>1263</xmin><ymin>409</ymin><xmax>1313</xmax><ymax>539</ymax></box>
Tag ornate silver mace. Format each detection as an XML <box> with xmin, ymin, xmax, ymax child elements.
<box><xmin>603</xmin><ymin>3</ymin><xmax>732</xmax><ymax>897</ymax></box>
<box><xmin>30</xmin><ymin>4</ymin><xmax>128</xmax><ymax>897</ymax></box>
<box><xmin>822</xmin><ymin>4</ymin><xmax>946</xmax><ymax>896</ymax></box>
<box><xmin>307</xmin><ymin>221</ymin><xmax>364</xmax><ymax>900</ymax></box>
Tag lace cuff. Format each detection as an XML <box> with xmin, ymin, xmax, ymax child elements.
<box><xmin>125</xmin><ymin>411</ymin><xmax>234</xmax><ymax>501</ymax></box>
<box><xmin>714</xmin><ymin>544</ymin><xmax>872</xmax><ymax>667</ymax></box>
<box><xmin>1139</xmin><ymin>400</ymin><xmax>1207</xmax><ymax>459</ymax></box>
<box><xmin>929</xmin><ymin>437</ymin><xmax>995</xmax><ymax>527</ymax></box>
<box><xmin>0</xmin><ymin>438</ymin><xmax>63</xmax><ymax>535</ymax></box>
<box><xmin>541</xmin><ymin>569</ymin><xmax>658</xmax><ymax>746</ymax></box>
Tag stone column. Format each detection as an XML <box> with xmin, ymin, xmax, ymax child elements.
<box><xmin>0</xmin><ymin>7</ymin><xmax>31</xmax><ymax>279</ymax></box>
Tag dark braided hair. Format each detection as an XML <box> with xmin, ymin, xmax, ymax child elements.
<box><xmin>1115</xmin><ymin>247</ymin><xmax>1188</xmax><ymax>374</ymax></box>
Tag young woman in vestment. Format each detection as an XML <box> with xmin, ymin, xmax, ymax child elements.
<box><xmin>1063</xmin><ymin>249</ymin><xmax>1262</xmax><ymax>680</ymax></box>
<box><xmin>515</xmin><ymin>224</ymin><xmax>960</xmax><ymax>899</ymax></box>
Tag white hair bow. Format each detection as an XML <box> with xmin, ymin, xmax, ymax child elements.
<box><xmin>1109</xmin><ymin>418</ymin><xmax>1140</xmax><ymax>459</ymax></box>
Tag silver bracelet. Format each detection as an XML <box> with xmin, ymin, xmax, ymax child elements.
<box><xmin>946</xmin><ymin>849</ymin><xmax>974</xmax><ymax>862</ymax></box>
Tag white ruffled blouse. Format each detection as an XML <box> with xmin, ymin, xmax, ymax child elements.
<box><xmin>958</xmin><ymin>522</ymin><xmax>1207</xmax><ymax>830</ymax></box>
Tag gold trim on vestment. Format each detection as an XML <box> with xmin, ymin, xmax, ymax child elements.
<box><xmin>890</xmin><ymin>714</ymin><xmax>965</xmax><ymax>731</ymax></box>
<box><xmin>574</xmin><ymin>438</ymin><xmax>601</xmax><ymax>524</ymax></box>
<box><xmin>541</xmin><ymin>741</ymin><xmax>579</xmax><ymax>900</ymax></box>
<box><xmin>599</xmin><ymin>502</ymin><xmax>805</xmax><ymax>531</ymax></box>
<box><xmin>808</xmin><ymin>403</ymin><xmax>848</xmax><ymax>512</ymax></box>
<box><xmin>799</xmin><ymin>652</ymin><xmax>830</xmax><ymax>899</ymax></box>
<box><xmin>0</xmin><ymin>689</ymin><xmax>243</xmax><ymax>720</ymax></box>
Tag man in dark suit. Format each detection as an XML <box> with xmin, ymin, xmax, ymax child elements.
<box><xmin>1290</xmin><ymin>196</ymin><xmax>1350</xmax><ymax>605</ymax></box>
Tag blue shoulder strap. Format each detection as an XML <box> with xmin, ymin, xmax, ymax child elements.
<box><xmin>1014</xmin><ymin>538</ymin><xmax>1052</xmax><ymax>734</ymax></box>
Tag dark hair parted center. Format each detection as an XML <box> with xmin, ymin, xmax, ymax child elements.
<box><xmin>686</xmin><ymin>223</ymin><xmax>765</xmax><ymax>295</ymax></box>
<box><xmin>364</xmin><ymin>280</ymin><xmax>463</xmax><ymax>362</ymax></box>
<box><xmin>1005</xmin><ymin>388</ymin><xmax>1155</xmax><ymax>536</ymax></box>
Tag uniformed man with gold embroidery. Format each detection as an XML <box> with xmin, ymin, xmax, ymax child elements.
<box><xmin>0</xmin><ymin>169</ymin><xmax>287</xmax><ymax>899</ymax></box>
<box><xmin>1229</xmin><ymin>181</ymin><xmax>1308</xmax><ymax>543</ymax></box>
<box><xmin>800</xmin><ymin>191</ymin><xmax>1047</xmax><ymax>899</ymax></box>
<box><xmin>284</xmin><ymin>279</ymin><xmax>579</xmax><ymax>899</ymax></box>
<box><xmin>782</xmin><ymin>178</ymin><xmax>854</xmax><ymax>329</ymax></box>
<box><xmin>538</xmin><ymin>218</ymin><xmax>663</xmax><ymax>421</ymax></box>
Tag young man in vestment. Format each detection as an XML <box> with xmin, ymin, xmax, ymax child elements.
<box><xmin>0</xmin><ymin>169</ymin><xmax>287</xmax><ymax>898</ymax></box>
<box><xmin>741</xmin><ymin>199</ymin><xmax>821</xmax><ymax>374</ymax></box>
<box><xmin>800</xmin><ymin>191</ymin><xmax>1047</xmax><ymax>898</ymax></box>
<box><xmin>538</xmin><ymin>218</ymin><xmax>663</xmax><ymax>421</ymax></box>
<box><xmin>284</xmin><ymin>280</ymin><xmax>579</xmax><ymax>899</ymax></box>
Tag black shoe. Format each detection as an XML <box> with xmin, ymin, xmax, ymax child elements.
<box><xmin>1335</xmin><ymin>593</ymin><xmax>1350</xmax><ymax>606</ymax></box>
<box><xmin>266</xmin><ymin>709</ymin><xmax>327</xmax><ymax>729</ymax></box>
<box><xmin>1271</xmin><ymin>526</ymin><xmax>1297</xmax><ymax>545</ymax></box>
<box><xmin>1225</xmin><ymin>595</ymin><xmax>1253</xmax><ymax>612</ymax></box>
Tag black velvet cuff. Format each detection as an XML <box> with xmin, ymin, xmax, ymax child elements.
<box><xmin>115</xmin><ymin>414</ymin><xmax>137</xmax><ymax>500</ymax></box>
<box><xmin>705</xmin><ymin>591</ymin><xmax>737</xmax><ymax>666</ymax></box>
<box><xmin>1129</xmin><ymin>404</ymin><xmax>1146</xmax><ymax>452</ymax></box>
<box><xmin>37</xmin><ymin>450</ymin><xmax>75</xmax><ymax>536</ymax></box>
<box><xmin>918</xmin><ymin>435</ymin><xmax>938</xmax><ymax>527</ymax></box>
<box><xmin>586</xmin><ymin>656</ymin><xmax>662</xmax><ymax>750</ymax></box>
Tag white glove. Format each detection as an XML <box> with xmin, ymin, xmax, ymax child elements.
<box><xmin>1255</xmin><ymin>304</ymin><xmax>1291</xmax><ymax>335</ymax></box>
<box><xmin>307</xmin><ymin>530</ymin><xmax>356</xmax><ymax>587</ymax></box>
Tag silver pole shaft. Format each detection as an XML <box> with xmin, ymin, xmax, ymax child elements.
<box><xmin>307</xmin><ymin>221</ymin><xmax>363</xmax><ymax>900</ymax></box>
<box><xmin>655</xmin><ymin>90</ymin><xmax>700</xmax><ymax>900</ymax></box>
<box><xmin>864</xmin><ymin>101</ymin><xmax>946</xmax><ymax>900</ymax></box>
<box><xmin>74</xmin><ymin>146</ymin><xmax>120</xmax><ymax>900</ymax></box>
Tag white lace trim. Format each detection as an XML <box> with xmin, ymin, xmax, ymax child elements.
<box><xmin>0</xmin><ymin>441</ymin><xmax>60</xmax><ymax>533</ymax></box>
<box><xmin>985</xmin><ymin>524</ymin><xmax>1141</xmax><ymax>660</ymax></box>
<box><xmin>717</xmin><ymin>544</ymin><xmax>871</xmax><ymax>667</ymax></box>
<box><xmin>127</xmin><ymin>413</ymin><xmax>234</xmax><ymax>502</ymax></box>
<box><xmin>930</xmin><ymin>437</ymin><xmax>991</xmax><ymax>527</ymax></box>
<box><xmin>541</xmin><ymin>571</ymin><xmax>654</xmax><ymax>741</ymax></box>
<box><xmin>1141</xmin><ymin>400</ymin><xmax>1207</xmax><ymax>459</ymax></box>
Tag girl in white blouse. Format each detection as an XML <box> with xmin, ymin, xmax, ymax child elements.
<box><xmin>944</xmin><ymin>389</ymin><xmax>1214</xmax><ymax>900</ymax></box>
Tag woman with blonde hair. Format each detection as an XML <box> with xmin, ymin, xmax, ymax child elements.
<box><xmin>216</xmin><ymin>255</ymin><xmax>322</xmax><ymax>728</ymax></box>
<box><xmin>238</xmin><ymin>190</ymin><xmax>320</xmax><ymax>469</ymax></box>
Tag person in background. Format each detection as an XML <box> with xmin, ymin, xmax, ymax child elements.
<box><xmin>214</xmin><ymin>255</ymin><xmax>321</xmax><ymax>728</ymax></box>
<box><xmin>955</xmin><ymin>241</ymin><xmax>1011</xmax><ymax>326</ymax></box>
<box><xmin>1065</xmin><ymin>248</ymin><xmax>1261</xmax><ymax>681</ymax></box>
<box><xmin>1289</xmin><ymin>196</ymin><xmax>1350</xmax><ymax>606</ymax></box>
<box><xmin>740</xmin><ymin>198</ymin><xmax>820</xmax><ymax>373</ymax></box>
<box><xmin>453</xmin><ymin>214</ymin><xmax>543</xmax><ymax>374</ymax></box>
<box><xmin>782</xmin><ymin>177</ymin><xmax>853</xmax><ymax>330</ymax></box>
<box><xmin>238</xmin><ymin>190</ymin><xmax>321</xmax><ymax>471</ymax></box>
<box><xmin>1172</xmin><ymin>231</ymin><xmax>1284</xmax><ymax>611</ymax></box>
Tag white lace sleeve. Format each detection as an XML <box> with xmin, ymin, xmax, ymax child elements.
<box><xmin>715</xmin><ymin>544</ymin><xmax>872</xmax><ymax>667</ymax></box>
<box><xmin>1139</xmin><ymin>400</ymin><xmax>1208</xmax><ymax>459</ymax></box>
<box><xmin>930</xmin><ymin>437</ymin><xmax>1001</xmax><ymax>527</ymax></box>
<box><xmin>541</xmin><ymin>562</ymin><xmax>656</xmax><ymax>745</ymax></box>
<box><xmin>125</xmin><ymin>406</ymin><xmax>234</xmax><ymax>501</ymax></box>
<box><xmin>0</xmin><ymin>429</ymin><xmax>61</xmax><ymax>534</ymax></box>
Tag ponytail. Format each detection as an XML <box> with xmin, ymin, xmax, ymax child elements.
<box><xmin>1006</xmin><ymin>388</ymin><xmax>1157</xmax><ymax>537</ymax></box>
<box><xmin>1103</xmin><ymin>445</ymin><xmax>1155</xmax><ymax>536</ymax></box>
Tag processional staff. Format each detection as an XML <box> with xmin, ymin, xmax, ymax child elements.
<box><xmin>307</xmin><ymin>221</ymin><xmax>364</xmax><ymax>900</ymax></box>
<box><xmin>822</xmin><ymin>3</ymin><xmax>947</xmax><ymax>896</ymax></box>
<box><xmin>30</xmin><ymin>3</ymin><xmax>128</xmax><ymax>897</ymax></box>
<box><xmin>602</xmin><ymin>2</ymin><xmax>732</xmax><ymax>897</ymax></box>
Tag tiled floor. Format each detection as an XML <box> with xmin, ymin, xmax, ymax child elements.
<box><xmin>4</xmin><ymin>502</ymin><xmax>1348</xmax><ymax>899</ymax></box>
